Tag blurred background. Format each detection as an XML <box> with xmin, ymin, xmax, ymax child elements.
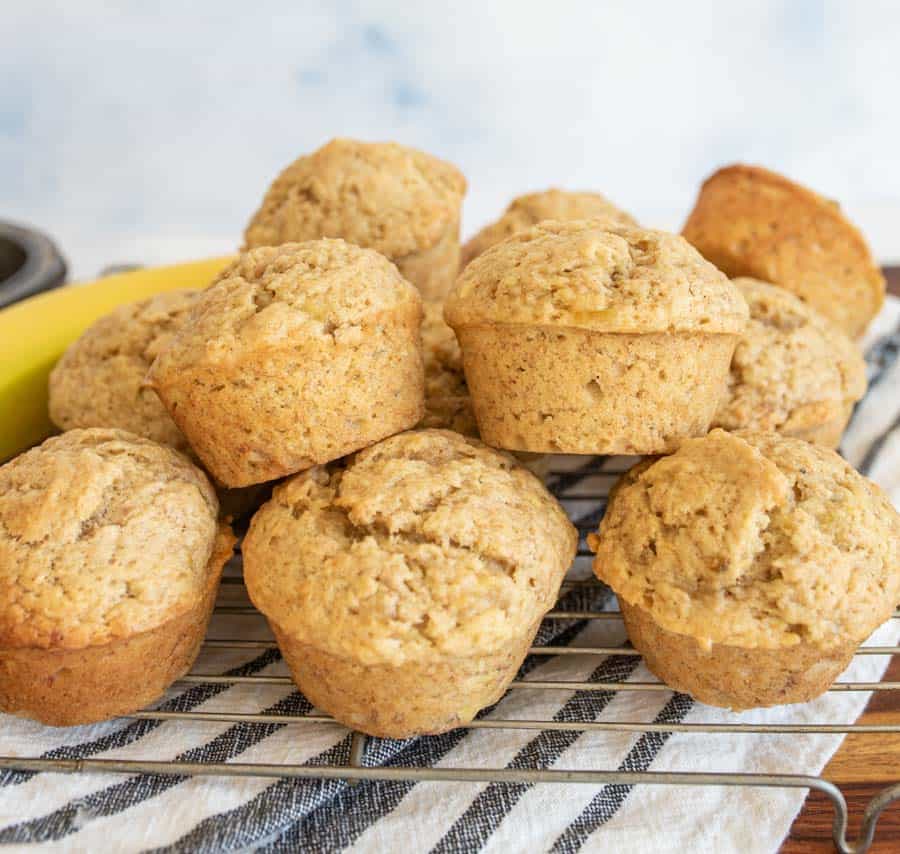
<box><xmin>3</xmin><ymin>0</ymin><xmax>899</xmax><ymax>279</ymax></box>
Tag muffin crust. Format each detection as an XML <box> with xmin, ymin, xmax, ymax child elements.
<box><xmin>244</xmin><ymin>138</ymin><xmax>466</xmax><ymax>300</ymax></box>
<box><xmin>714</xmin><ymin>278</ymin><xmax>867</xmax><ymax>446</ymax></box>
<box><xmin>148</xmin><ymin>241</ymin><xmax>425</xmax><ymax>487</ymax></box>
<box><xmin>619</xmin><ymin>599</ymin><xmax>858</xmax><ymax>710</ymax></box>
<box><xmin>0</xmin><ymin>428</ymin><xmax>231</xmax><ymax>725</ymax></box>
<box><xmin>682</xmin><ymin>164</ymin><xmax>885</xmax><ymax>337</ymax></box>
<box><xmin>446</xmin><ymin>221</ymin><xmax>748</xmax><ymax>334</ymax></box>
<box><xmin>0</xmin><ymin>428</ymin><xmax>220</xmax><ymax>648</ymax></box>
<box><xmin>244</xmin><ymin>429</ymin><xmax>575</xmax><ymax>736</ymax></box>
<box><xmin>461</xmin><ymin>188</ymin><xmax>637</xmax><ymax>267</ymax></box>
<box><xmin>419</xmin><ymin>301</ymin><xmax>478</xmax><ymax>436</ymax></box>
<box><xmin>49</xmin><ymin>289</ymin><xmax>200</xmax><ymax>452</ymax></box>
<box><xmin>593</xmin><ymin>429</ymin><xmax>900</xmax><ymax>651</ymax></box>
<box><xmin>245</xmin><ymin>429</ymin><xmax>575</xmax><ymax>664</ymax></box>
<box><xmin>445</xmin><ymin>221</ymin><xmax>748</xmax><ymax>454</ymax></box>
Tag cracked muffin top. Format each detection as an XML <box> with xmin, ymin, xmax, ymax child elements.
<box><xmin>591</xmin><ymin>429</ymin><xmax>900</xmax><ymax>651</ymax></box>
<box><xmin>49</xmin><ymin>289</ymin><xmax>201</xmax><ymax>452</ymax></box>
<box><xmin>461</xmin><ymin>188</ymin><xmax>637</xmax><ymax>267</ymax></box>
<box><xmin>714</xmin><ymin>278</ymin><xmax>867</xmax><ymax>436</ymax></box>
<box><xmin>244</xmin><ymin>138</ymin><xmax>466</xmax><ymax>258</ymax></box>
<box><xmin>243</xmin><ymin>429</ymin><xmax>576</xmax><ymax>665</ymax></box>
<box><xmin>148</xmin><ymin>241</ymin><xmax>421</xmax><ymax>374</ymax></box>
<box><xmin>445</xmin><ymin>221</ymin><xmax>748</xmax><ymax>333</ymax></box>
<box><xmin>0</xmin><ymin>428</ymin><xmax>223</xmax><ymax>649</ymax></box>
<box><xmin>419</xmin><ymin>301</ymin><xmax>478</xmax><ymax>436</ymax></box>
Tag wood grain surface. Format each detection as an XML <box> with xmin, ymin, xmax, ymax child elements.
<box><xmin>781</xmin><ymin>267</ymin><xmax>900</xmax><ymax>853</ymax></box>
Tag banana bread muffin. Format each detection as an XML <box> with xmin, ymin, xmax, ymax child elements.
<box><xmin>445</xmin><ymin>220</ymin><xmax>748</xmax><ymax>455</ymax></box>
<box><xmin>49</xmin><ymin>289</ymin><xmax>200</xmax><ymax>453</ymax></box>
<box><xmin>419</xmin><ymin>303</ymin><xmax>548</xmax><ymax>477</ymax></box>
<box><xmin>243</xmin><ymin>428</ymin><xmax>576</xmax><ymax>737</ymax></box>
<box><xmin>48</xmin><ymin>290</ymin><xmax>276</xmax><ymax>519</ymax></box>
<box><xmin>419</xmin><ymin>301</ymin><xmax>478</xmax><ymax>436</ymax></box>
<box><xmin>461</xmin><ymin>188</ymin><xmax>637</xmax><ymax>268</ymax></box>
<box><xmin>682</xmin><ymin>164</ymin><xmax>885</xmax><ymax>338</ymax></box>
<box><xmin>713</xmin><ymin>278</ymin><xmax>867</xmax><ymax>447</ymax></box>
<box><xmin>244</xmin><ymin>138</ymin><xmax>467</xmax><ymax>300</ymax></box>
<box><xmin>591</xmin><ymin>429</ymin><xmax>900</xmax><ymax>709</ymax></box>
<box><xmin>148</xmin><ymin>240</ymin><xmax>425</xmax><ymax>488</ymax></box>
<box><xmin>0</xmin><ymin>428</ymin><xmax>233</xmax><ymax>726</ymax></box>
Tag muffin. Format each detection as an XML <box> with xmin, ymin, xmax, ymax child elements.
<box><xmin>419</xmin><ymin>301</ymin><xmax>478</xmax><ymax>436</ymax></box>
<box><xmin>461</xmin><ymin>188</ymin><xmax>637</xmax><ymax>268</ymax></box>
<box><xmin>244</xmin><ymin>138</ymin><xmax>467</xmax><ymax>301</ymax></box>
<box><xmin>682</xmin><ymin>164</ymin><xmax>885</xmax><ymax>338</ymax></box>
<box><xmin>48</xmin><ymin>289</ymin><xmax>272</xmax><ymax>519</ymax></box>
<box><xmin>0</xmin><ymin>428</ymin><xmax>233</xmax><ymax>726</ymax></box>
<box><xmin>444</xmin><ymin>220</ymin><xmax>749</xmax><ymax>455</ymax></box>
<box><xmin>591</xmin><ymin>429</ymin><xmax>900</xmax><ymax>710</ymax></box>
<box><xmin>713</xmin><ymin>278</ymin><xmax>867</xmax><ymax>447</ymax></box>
<box><xmin>49</xmin><ymin>289</ymin><xmax>200</xmax><ymax>453</ymax></box>
<box><xmin>148</xmin><ymin>241</ymin><xmax>425</xmax><ymax>488</ymax></box>
<box><xmin>418</xmin><ymin>303</ymin><xmax>551</xmax><ymax>477</ymax></box>
<box><xmin>243</xmin><ymin>429</ymin><xmax>577</xmax><ymax>738</ymax></box>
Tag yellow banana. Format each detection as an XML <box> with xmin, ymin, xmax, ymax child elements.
<box><xmin>0</xmin><ymin>256</ymin><xmax>233</xmax><ymax>463</ymax></box>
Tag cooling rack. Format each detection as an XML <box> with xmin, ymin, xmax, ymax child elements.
<box><xmin>0</xmin><ymin>456</ymin><xmax>897</xmax><ymax>854</ymax></box>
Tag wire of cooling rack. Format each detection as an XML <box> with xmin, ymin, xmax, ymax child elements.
<box><xmin>0</xmin><ymin>458</ymin><xmax>897</xmax><ymax>854</ymax></box>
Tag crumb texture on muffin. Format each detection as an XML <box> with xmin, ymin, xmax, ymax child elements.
<box><xmin>446</xmin><ymin>221</ymin><xmax>748</xmax><ymax>333</ymax></box>
<box><xmin>0</xmin><ymin>428</ymin><xmax>220</xmax><ymax>649</ymax></box>
<box><xmin>48</xmin><ymin>289</ymin><xmax>200</xmax><ymax>451</ymax></box>
<box><xmin>419</xmin><ymin>301</ymin><xmax>478</xmax><ymax>435</ymax></box>
<box><xmin>244</xmin><ymin>429</ymin><xmax>576</xmax><ymax>666</ymax></box>
<box><xmin>150</xmin><ymin>241</ymin><xmax>418</xmax><ymax>366</ymax></box>
<box><xmin>461</xmin><ymin>188</ymin><xmax>637</xmax><ymax>266</ymax></box>
<box><xmin>593</xmin><ymin>429</ymin><xmax>900</xmax><ymax>650</ymax></box>
<box><xmin>714</xmin><ymin>278</ymin><xmax>867</xmax><ymax>439</ymax></box>
<box><xmin>244</xmin><ymin>138</ymin><xmax>466</xmax><ymax>258</ymax></box>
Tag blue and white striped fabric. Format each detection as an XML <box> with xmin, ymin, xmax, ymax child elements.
<box><xmin>1</xmin><ymin>299</ymin><xmax>898</xmax><ymax>854</ymax></box>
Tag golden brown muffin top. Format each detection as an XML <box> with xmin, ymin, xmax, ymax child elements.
<box><xmin>592</xmin><ymin>429</ymin><xmax>900</xmax><ymax>651</ymax></box>
<box><xmin>714</xmin><ymin>278</ymin><xmax>867</xmax><ymax>437</ymax></box>
<box><xmin>461</xmin><ymin>188</ymin><xmax>637</xmax><ymax>267</ymax></box>
<box><xmin>243</xmin><ymin>429</ymin><xmax>576</xmax><ymax>666</ymax></box>
<box><xmin>148</xmin><ymin>240</ymin><xmax>421</xmax><ymax>376</ymax></box>
<box><xmin>446</xmin><ymin>221</ymin><xmax>748</xmax><ymax>334</ymax></box>
<box><xmin>0</xmin><ymin>428</ymin><xmax>223</xmax><ymax>650</ymax></box>
<box><xmin>244</xmin><ymin>138</ymin><xmax>466</xmax><ymax>258</ymax></box>
<box><xmin>681</xmin><ymin>164</ymin><xmax>885</xmax><ymax>338</ymax></box>
<box><xmin>48</xmin><ymin>289</ymin><xmax>200</xmax><ymax>453</ymax></box>
<box><xmin>419</xmin><ymin>301</ymin><xmax>478</xmax><ymax>436</ymax></box>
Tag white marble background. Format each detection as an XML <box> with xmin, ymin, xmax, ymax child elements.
<box><xmin>3</xmin><ymin>0</ymin><xmax>900</xmax><ymax>279</ymax></box>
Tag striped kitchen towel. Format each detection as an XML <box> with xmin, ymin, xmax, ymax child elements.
<box><xmin>0</xmin><ymin>298</ymin><xmax>898</xmax><ymax>854</ymax></box>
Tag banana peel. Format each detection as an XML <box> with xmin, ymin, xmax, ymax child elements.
<box><xmin>0</xmin><ymin>256</ymin><xmax>232</xmax><ymax>463</ymax></box>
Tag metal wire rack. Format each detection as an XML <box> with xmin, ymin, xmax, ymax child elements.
<box><xmin>0</xmin><ymin>458</ymin><xmax>897</xmax><ymax>854</ymax></box>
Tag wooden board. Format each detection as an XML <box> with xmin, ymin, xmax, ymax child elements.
<box><xmin>782</xmin><ymin>267</ymin><xmax>900</xmax><ymax>852</ymax></box>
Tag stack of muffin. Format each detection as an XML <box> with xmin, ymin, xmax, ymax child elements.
<box><xmin>1</xmin><ymin>141</ymin><xmax>897</xmax><ymax>735</ymax></box>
